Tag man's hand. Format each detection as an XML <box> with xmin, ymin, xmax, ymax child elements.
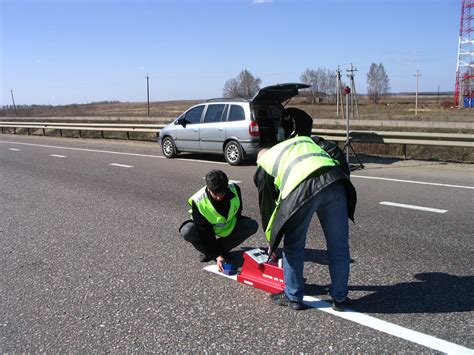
<box><xmin>216</xmin><ymin>255</ymin><xmax>225</xmax><ymax>272</ymax></box>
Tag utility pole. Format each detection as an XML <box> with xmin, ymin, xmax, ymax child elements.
<box><xmin>146</xmin><ymin>74</ymin><xmax>150</xmax><ymax>116</ymax></box>
<box><xmin>413</xmin><ymin>70</ymin><xmax>422</xmax><ymax>116</ymax></box>
<box><xmin>10</xmin><ymin>89</ymin><xmax>17</xmax><ymax>116</ymax></box>
<box><xmin>335</xmin><ymin>66</ymin><xmax>343</xmax><ymax>118</ymax></box>
<box><xmin>345</xmin><ymin>85</ymin><xmax>350</xmax><ymax>163</ymax></box>
<box><xmin>346</xmin><ymin>63</ymin><xmax>359</xmax><ymax>120</ymax></box>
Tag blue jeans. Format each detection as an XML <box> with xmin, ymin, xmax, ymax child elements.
<box><xmin>283</xmin><ymin>180</ymin><xmax>350</xmax><ymax>302</ymax></box>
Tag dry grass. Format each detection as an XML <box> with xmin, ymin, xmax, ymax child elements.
<box><xmin>1</xmin><ymin>94</ymin><xmax>472</xmax><ymax>123</ymax></box>
<box><xmin>292</xmin><ymin>95</ymin><xmax>473</xmax><ymax>122</ymax></box>
<box><xmin>0</xmin><ymin>100</ymin><xmax>201</xmax><ymax>121</ymax></box>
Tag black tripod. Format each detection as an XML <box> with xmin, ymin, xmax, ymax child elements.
<box><xmin>343</xmin><ymin>138</ymin><xmax>364</xmax><ymax>171</ymax></box>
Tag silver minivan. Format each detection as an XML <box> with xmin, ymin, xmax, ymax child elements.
<box><xmin>158</xmin><ymin>83</ymin><xmax>309</xmax><ymax>165</ymax></box>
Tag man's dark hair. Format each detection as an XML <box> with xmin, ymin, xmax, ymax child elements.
<box><xmin>285</xmin><ymin>107</ymin><xmax>313</xmax><ymax>137</ymax></box>
<box><xmin>206</xmin><ymin>170</ymin><xmax>229</xmax><ymax>193</ymax></box>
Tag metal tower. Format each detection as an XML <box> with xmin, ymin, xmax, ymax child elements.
<box><xmin>454</xmin><ymin>0</ymin><xmax>474</xmax><ymax>107</ymax></box>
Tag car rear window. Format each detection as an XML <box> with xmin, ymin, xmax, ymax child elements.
<box><xmin>204</xmin><ymin>104</ymin><xmax>225</xmax><ymax>123</ymax></box>
<box><xmin>227</xmin><ymin>105</ymin><xmax>245</xmax><ymax>122</ymax></box>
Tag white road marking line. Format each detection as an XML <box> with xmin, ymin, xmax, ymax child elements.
<box><xmin>8</xmin><ymin>148</ymin><xmax>20</xmax><ymax>151</ymax></box>
<box><xmin>50</xmin><ymin>154</ymin><xmax>66</xmax><ymax>158</ymax></box>
<box><xmin>204</xmin><ymin>265</ymin><xmax>472</xmax><ymax>354</ymax></box>
<box><xmin>204</xmin><ymin>265</ymin><xmax>238</xmax><ymax>281</ymax></box>
<box><xmin>380</xmin><ymin>201</ymin><xmax>448</xmax><ymax>214</ymax></box>
<box><xmin>201</xmin><ymin>177</ymin><xmax>242</xmax><ymax>183</ymax></box>
<box><xmin>109</xmin><ymin>163</ymin><xmax>133</xmax><ymax>168</ymax></box>
<box><xmin>353</xmin><ymin>174</ymin><xmax>474</xmax><ymax>190</ymax></box>
<box><xmin>177</xmin><ymin>158</ymin><xmax>227</xmax><ymax>165</ymax></box>
<box><xmin>0</xmin><ymin>141</ymin><xmax>227</xmax><ymax>165</ymax></box>
<box><xmin>1</xmin><ymin>140</ymin><xmax>471</xmax><ymax>175</ymax></box>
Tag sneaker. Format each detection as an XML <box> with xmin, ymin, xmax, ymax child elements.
<box><xmin>199</xmin><ymin>253</ymin><xmax>212</xmax><ymax>262</ymax></box>
<box><xmin>332</xmin><ymin>298</ymin><xmax>351</xmax><ymax>312</ymax></box>
<box><xmin>271</xmin><ymin>292</ymin><xmax>307</xmax><ymax>311</ymax></box>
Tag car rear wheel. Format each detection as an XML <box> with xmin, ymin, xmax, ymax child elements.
<box><xmin>162</xmin><ymin>137</ymin><xmax>178</xmax><ymax>158</ymax></box>
<box><xmin>224</xmin><ymin>141</ymin><xmax>243</xmax><ymax>165</ymax></box>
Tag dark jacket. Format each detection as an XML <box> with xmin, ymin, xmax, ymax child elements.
<box><xmin>191</xmin><ymin>184</ymin><xmax>243</xmax><ymax>258</ymax></box>
<box><xmin>254</xmin><ymin>136</ymin><xmax>356</xmax><ymax>255</ymax></box>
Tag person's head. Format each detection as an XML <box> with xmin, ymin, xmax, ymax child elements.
<box><xmin>205</xmin><ymin>169</ymin><xmax>229</xmax><ymax>201</ymax></box>
<box><xmin>285</xmin><ymin>108</ymin><xmax>313</xmax><ymax>137</ymax></box>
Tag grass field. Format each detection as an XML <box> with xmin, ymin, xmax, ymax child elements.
<box><xmin>1</xmin><ymin>94</ymin><xmax>473</xmax><ymax>123</ymax></box>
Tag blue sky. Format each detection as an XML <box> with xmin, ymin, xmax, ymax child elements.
<box><xmin>1</xmin><ymin>0</ymin><xmax>460</xmax><ymax>105</ymax></box>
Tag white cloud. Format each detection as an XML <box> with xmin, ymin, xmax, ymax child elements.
<box><xmin>139</xmin><ymin>66</ymin><xmax>145</xmax><ymax>71</ymax></box>
<box><xmin>253</xmin><ymin>0</ymin><xmax>273</xmax><ymax>4</ymax></box>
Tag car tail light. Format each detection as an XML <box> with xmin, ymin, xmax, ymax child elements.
<box><xmin>249</xmin><ymin>121</ymin><xmax>260</xmax><ymax>136</ymax></box>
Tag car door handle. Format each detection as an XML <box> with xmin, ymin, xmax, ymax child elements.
<box><xmin>193</xmin><ymin>129</ymin><xmax>198</xmax><ymax>132</ymax></box>
<box><xmin>218</xmin><ymin>128</ymin><xmax>224</xmax><ymax>131</ymax></box>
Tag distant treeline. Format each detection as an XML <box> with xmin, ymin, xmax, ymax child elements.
<box><xmin>1</xmin><ymin>100</ymin><xmax>122</xmax><ymax>110</ymax></box>
<box><xmin>0</xmin><ymin>93</ymin><xmax>454</xmax><ymax>110</ymax></box>
<box><xmin>395</xmin><ymin>92</ymin><xmax>454</xmax><ymax>96</ymax></box>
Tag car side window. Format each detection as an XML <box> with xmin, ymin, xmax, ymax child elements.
<box><xmin>174</xmin><ymin>114</ymin><xmax>184</xmax><ymax>125</ymax></box>
<box><xmin>227</xmin><ymin>105</ymin><xmax>245</xmax><ymax>122</ymax></box>
<box><xmin>185</xmin><ymin>105</ymin><xmax>205</xmax><ymax>124</ymax></box>
<box><xmin>203</xmin><ymin>104</ymin><xmax>225</xmax><ymax>123</ymax></box>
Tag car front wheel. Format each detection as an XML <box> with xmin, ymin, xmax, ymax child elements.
<box><xmin>162</xmin><ymin>137</ymin><xmax>178</xmax><ymax>158</ymax></box>
<box><xmin>224</xmin><ymin>141</ymin><xmax>243</xmax><ymax>165</ymax></box>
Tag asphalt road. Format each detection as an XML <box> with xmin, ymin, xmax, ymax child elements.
<box><xmin>1</xmin><ymin>135</ymin><xmax>473</xmax><ymax>353</ymax></box>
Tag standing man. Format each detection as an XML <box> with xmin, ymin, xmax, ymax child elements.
<box><xmin>254</xmin><ymin>108</ymin><xmax>356</xmax><ymax>311</ymax></box>
<box><xmin>180</xmin><ymin>170</ymin><xmax>258</xmax><ymax>272</ymax></box>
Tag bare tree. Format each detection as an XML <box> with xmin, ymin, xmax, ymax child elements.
<box><xmin>300</xmin><ymin>67</ymin><xmax>338</xmax><ymax>103</ymax></box>
<box><xmin>319</xmin><ymin>69</ymin><xmax>329</xmax><ymax>97</ymax></box>
<box><xmin>325</xmin><ymin>68</ymin><xmax>337</xmax><ymax>103</ymax></box>
<box><xmin>314</xmin><ymin>68</ymin><xmax>325</xmax><ymax>97</ymax></box>
<box><xmin>223</xmin><ymin>78</ymin><xmax>240</xmax><ymax>97</ymax></box>
<box><xmin>367</xmin><ymin>62</ymin><xmax>390</xmax><ymax>104</ymax></box>
<box><xmin>223</xmin><ymin>69</ymin><xmax>261</xmax><ymax>98</ymax></box>
<box><xmin>300</xmin><ymin>68</ymin><xmax>317</xmax><ymax>103</ymax></box>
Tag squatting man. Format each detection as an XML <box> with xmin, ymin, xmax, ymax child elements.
<box><xmin>179</xmin><ymin>169</ymin><xmax>258</xmax><ymax>272</ymax></box>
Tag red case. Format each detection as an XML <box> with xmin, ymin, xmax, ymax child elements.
<box><xmin>237</xmin><ymin>249</ymin><xmax>285</xmax><ymax>294</ymax></box>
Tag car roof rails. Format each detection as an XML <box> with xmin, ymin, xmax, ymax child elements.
<box><xmin>206</xmin><ymin>98</ymin><xmax>250</xmax><ymax>102</ymax></box>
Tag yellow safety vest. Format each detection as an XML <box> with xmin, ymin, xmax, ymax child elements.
<box><xmin>257</xmin><ymin>136</ymin><xmax>338</xmax><ymax>240</ymax></box>
<box><xmin>188</xmin><ymin>183</ymin><xmax>240</xmax><ymax>237</ymax></box>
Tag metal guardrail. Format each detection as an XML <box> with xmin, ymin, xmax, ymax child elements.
<box><xmin>315</xmin><ymin>129</ymin><xmax>474</xmax><ymax>148</ymax></box>
<box><xmin>1</xmin><ymin>121</ymin><xmax>473</xmax><ymax>148</ymax></box>
<box><xmin>0</xmin><ymin>122</ymin><xmax>164</xmax><ymax>139</ymax></box>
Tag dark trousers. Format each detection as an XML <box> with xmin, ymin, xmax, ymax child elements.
<box><xmin>180</xmin><ymin>217</ymin><xmax>258</xmax><ymax>255</ymax></box>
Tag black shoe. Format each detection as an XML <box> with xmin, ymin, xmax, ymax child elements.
<box><xmin>199</xmin><ymin>253</ymin><xmax>212</xmax><ymax>262</ymax></box>
<box><xmin>332</xmin><ymin>297</ymin><xmax>351</xmax><ymax>312</ymax></box>
<box><xmin>271</xmin><ymin>292</ymin><xmax>307</xmax><ymax>311</ymax></box>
